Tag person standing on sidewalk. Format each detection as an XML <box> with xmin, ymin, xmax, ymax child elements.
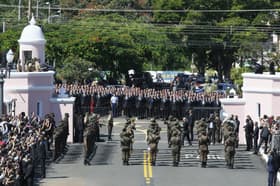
<box><xmin>257</xmin><ymin>122</ymin><xmax>270</xmax><ymax>154</ymax></box>
<box><xmin>107</xmin><ymin>113</ymin><xmax>114</xmax><ymax>141</ymax></box>
<box><xmin>253</xmin><ymin>122</ymin><xmax>259</xmax><ymax>154</ymax></box>
<box><xmin>110</xmin><ymin>94</ymin><xmax>118</xmax><ymax>118</ymax></box>
<box><xmin>267</xmin><ymin>150</ymin><xmax>278</xmax><ymax>186</ymax></box>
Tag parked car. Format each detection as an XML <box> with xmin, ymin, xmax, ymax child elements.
<box><xmin>217</xmin><ymin>83</ymin><xmax>234</xmax><ymax>93</ymax></box>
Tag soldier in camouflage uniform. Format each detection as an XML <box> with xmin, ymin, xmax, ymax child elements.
<box><xmin>83</xmin><ymin>113</ymin><xmax>97</xmax><ymax>165</ymax></box>
<box><xmin>147</xmin><ymin>118</ymin><xmax>161</xmax><ymax>166</ymax></box>
<box><xmin>124</xmin><ymin>118</ymin><xmax>135</xmax><ymax>153</ymax></box>
<box><xmin>224</xmin><ymin>132</ymin><xmax>236</xmax><ymax>169</ymax></box>
<box><xmin>170</xmin><ymin>130</ymin><xmax>181</xmax><ymax>166</ymax></box>
<box><xmin>222</xmin><ymin>119</ymin><xmax>235</xmax><ymax>144</ymax></box>
<box><xmin>164</xmin><ymin>115</ymin><xmax>173</xmax><ymax>147</ymax></box>
<box><xmin>198</xmin><ymin>131</ymin><xmax>209</xmax><ymax>168</ymax></box>
<box><xmin>170</xmin><ymin>118</ymin><xmax>182</xmax><ymax>137</ymax></box>
<box><xmin>195</xmin><ymin>118</ymin><xmax>208</xmax><ymax>138</ymax></box>
<box><xmin>120</xmin><ymin>128</ymin><xmax>133</xmax><ymax>165</ymax></box>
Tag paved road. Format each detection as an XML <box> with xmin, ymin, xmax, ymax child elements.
<box><xmin>39</xmin><ymin>117</ymin><xmax>268</xmax><ymax>186</ymax></box>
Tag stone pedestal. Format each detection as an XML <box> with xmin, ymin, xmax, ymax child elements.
<box><xmin>5</xmin><ymin>71</ymin><xmax>75</xmax><ymax>143</ymax></box>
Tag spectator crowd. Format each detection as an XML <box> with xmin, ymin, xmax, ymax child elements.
<box><xmin>0</xmin><ymin>111</ymin><xmax>68</xmax><ymax>186</ymax></box>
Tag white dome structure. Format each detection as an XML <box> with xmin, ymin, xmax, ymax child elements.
<box><xmin>18</xmin><ymin>17</ymin><xmax>46</xmax><ymax>44</ymax></box>
<box><xmin>18</xmin><ymin>16</ymin><xmax>46</xmax><ymax>70</ymax></box>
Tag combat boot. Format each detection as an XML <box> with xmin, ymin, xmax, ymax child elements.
<box><xmin>202</xmin><ymin>161</ymin><xmax>206</xmax><ymax>168</ymax></box>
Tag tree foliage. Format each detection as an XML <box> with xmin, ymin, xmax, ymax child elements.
<box><xmin>0</xmin><ymin>0</ymin><xmax>280</xmax><ymax>83</ymax></box>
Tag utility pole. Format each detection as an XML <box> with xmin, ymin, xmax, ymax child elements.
<box><xmin>36</xmin><ymin>0</ymin><xmax>39</xmax><ymax>18</ymax></box>
<box><xmin>28</xmin><ymin>0</ymin><xmax>32</xmax><ymax>21</ymax></box>
<box><xmin>2</xmin><ymin>21</ymin><xmax>5</xmax><ymax>33</ymax></box>
<box><xmin>18</xmin><ymin>0</ymin><xmax>21</xmax><ymax>21</ymax></box>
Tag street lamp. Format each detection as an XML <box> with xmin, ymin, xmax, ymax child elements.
<box><xmin>6</xmin><ymin>49</ymin><xmax>14</xmax><ymax>78</ymax></box>
<box><xmin>6</xmin><ymin>49</ymin><xmax>15</xmax><ymax>77</ymax></box>
<box><xmin>0</xmin><ymin>71</ymin><xmax>4</xmax><ymax>115</ymax></box>
<box><xmin>46</xmin><ymin>2</ymin><xmax>51</xmax><ymax>23</ymax></box>
<box><xmin>0</xmin><ymin>59</ymin><xmax>6</xmax><ymax>115</ymax></box>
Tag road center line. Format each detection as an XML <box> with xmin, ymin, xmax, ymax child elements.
<box><xmin>144</xmin><ymin>151</ymin><xmax>148</xmax><ymax>178</ymax></box>
<box><xmin>148</xmin><ymin>152</ymin><xmax>153</xmax><ymax>178</ymax></box>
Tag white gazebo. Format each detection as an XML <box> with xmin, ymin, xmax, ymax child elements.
<box><xmin>3</xmin><ymin>16</ymin><xmax>76</xmax><ymax>143</ymax></box>
<box><xmin>18</xmin><ymin>16</ymin><xmax>46</xmax><ymax>71</ymax></box>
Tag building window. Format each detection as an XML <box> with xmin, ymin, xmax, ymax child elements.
<box><xmin>257</xmin><ymin>103</ymin><xmax>261</xmax><ymax>118</ymax></box>
<box><xmin>23</xmin><ymin>51</ymin><xmax>32</xmax><ymax>63</ymax></box>
<box><xmin>37</xmin><ymin>101</ymin><xmax>43</xmax><ymax>117</ymax></box>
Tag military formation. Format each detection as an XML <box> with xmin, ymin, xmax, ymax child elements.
<box><xmin>78</xmin><ymin>110</ymin><xmax>239</xmax><ymax>168</ymax></box>
<box><xmin>119</xmin><ymin>113</ymin><xmax>239</xmax><ymax>168</ymax></box>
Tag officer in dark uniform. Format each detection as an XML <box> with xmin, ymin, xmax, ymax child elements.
<box><xmin>244</xmin><ymin>116</ymin><xmax>254</xmax><ymax>151</ymax></box>
<box><xmin>107</xmin><ymin>113</ymin><xmax>114</xmax><ymax>141</ymax></box>
<box><xmin>53</xmin><ymin>121</ymin><xmax>63</xmax><ymax>162</ymax></box>
<box><xmin>253</xmin><ymin>121</ymin><xmax>259</xmax><ymax>154</ymax></box>
<box><xmin>187</xmin><ymin>110</ymin><xmax>195</xmax><ymax>141</ymax></box>
<box><xmin>22</xmin><ymin>154</ymin><xmax>34</xmax><ymax>186</ymax></box>
<box><xmin>61</xmin><ymin>113</ymin><xmax>69</xmax><ymax>154</ymax></box>
<box><xmin>181</xmin><ymin>117</ymin><xmax>192</xmax><ymax>146</ymax></box>
<box><xmin>147</xmin><ymin>95</ymin><xmax>154</xmax><ymax>118</ymax></box>
<box><xmin>38</xmin><ymin>134</ymin><xmax>47</xmax><ymax>178</ymax></box>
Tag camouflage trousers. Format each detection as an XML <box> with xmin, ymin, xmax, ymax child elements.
<box><xmin>122</xmin><ymin>147</ymin><xmax>130</xmax><ymax>162</ymax></box>
<box><xmin>225</xmin><ymin>150</ymin><xmax>235</xmax><ymax>168</ymax></box>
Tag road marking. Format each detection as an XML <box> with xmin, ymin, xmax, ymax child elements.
<box><xmin>185</xmin><ymin>153</ymin><xmax>225</xmax><ymax>160</ymax></box>
<box><xmin>148</xmin><ymin>151</ymin><xmax>153</xmax><ymax>178</ymax></box>
<box><xmin>143</xmin><ymin>150</ymin><xmax>153</xmax><ymax>185</ymax></box>
<box><xmin>143</xmin><ymin>151</ymin><xmax>148</xmax><ymax>178</ymax></box>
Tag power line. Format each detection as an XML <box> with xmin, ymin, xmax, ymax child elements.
<box><xmin>0</xmin><ymin>4</ymin><xmax>279</xmax><ymax>13</ymax></box>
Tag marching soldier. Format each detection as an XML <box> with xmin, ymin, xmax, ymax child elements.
<box><xmin>170</xmin><ymin>130</ymin><xmax>181</xmax><ymax>166</ymax></box>
<box><xmin>224</xmin><ymin>132</ymin><xmax>236</xmax><ymax>169</ymax></box>
<box><xmin>147</xmin><ymin>118</ymin><xmax>161</xmax><ymax>166</ymax></box>
<box><xmin>198</xmin><ymin>131</ymin><xmax>209</xmax><ymax>168</ymax></box>
<box><xmin>120</xmin><ymin>128</ymin><xmax>133</xmax><ymax>165</ymax></box>
<box><xmin>196</xmin><ymin>118</ymin><xmax>207</xmax><ymax>138</ymax></box>
<box><xmin>222</xmin><ymin>119</ymin><xmax>235</xmax><ymax>144</ymax></box>
<box><xmin>164</xmin><ymin>115</ymin><xmax>173</xmax><ymax>147</ymax></box>
<box><xmin>83</xmin><ymin>113</ymin><xmax>97</xmax><ymax>165</ymax></box>
<box><xmin>124</xmin><ymin>118</ymin><xmax>135</xmax><ymax>152</ymax></box>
